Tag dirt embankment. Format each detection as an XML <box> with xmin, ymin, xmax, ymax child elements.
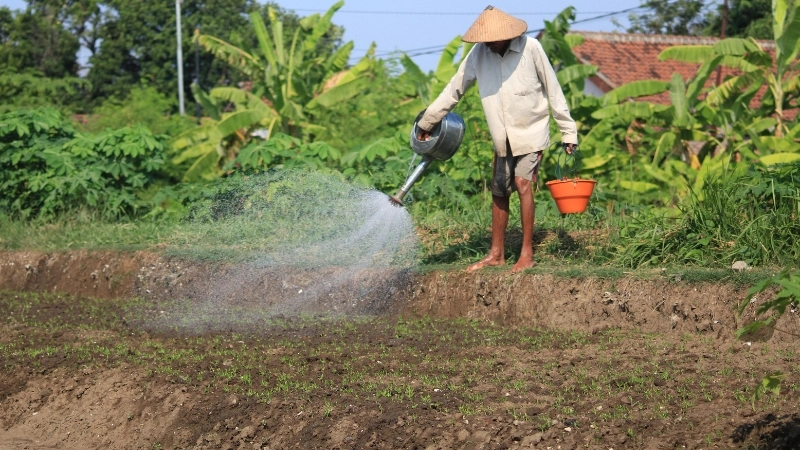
<box><xmin>1</xmin><ymin>250</ymin><xmax>797</xmax><ymax>340</ymax></box>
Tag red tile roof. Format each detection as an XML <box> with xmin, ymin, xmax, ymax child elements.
<box><xmin>569</xmin><ymin>31</ymin><xmax>776</xmax><ymax>105</ymax></box>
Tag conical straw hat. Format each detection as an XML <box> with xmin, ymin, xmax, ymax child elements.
<box><xmin>462</xmin><ymin>6</ymin><xmax>527</xmax><ymax>43</ymax></box>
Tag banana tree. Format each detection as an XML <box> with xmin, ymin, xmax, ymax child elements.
<box><xmin>541</xmin><ymin>7</ymin><xmax>600</xmax><ymax>102</ymax></box>
<box><xmin>170</xmin><ymin>84</ymin><xmax>280</xmax><ymax>181</ymax></box>
<box><xmin>398</xmin><ymin>36</ymin><xmax>474</xmax><ymax>107</ymax></box>
<box><xmin>171</xmin><ymin>1</ymin><xmax>375</xmax><ymax>181</ymax></box>
<box><xmin>661</xmin><ymin>0</ymin><xmax>800</xmax><ymax>137</ymax></box>
<box><xmin>339</xmin><ymin>36</ymin><xmax>473</xmax><ymax>179</ymax></box>
<box><xmin>198</xmin><ymin>2</ymin><xmax>372</xmax><ymax>136</ymax></box>
<box><xmin>571</xmin><ymin>0</ymin><xmax>800</xmax><ymax>203</ymax></box>
<box><xmin>582</xmin><ymin>80</ymin><xmax>675</xmax><ymax>199</ymax></box>
<box><xmin>587</xmin><ymin>69</ymin><xmax>756</xmax><ymax>201</ymax></box>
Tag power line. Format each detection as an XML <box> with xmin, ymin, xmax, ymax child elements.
<box><xmin>375</xmin><ymin>5</ymin><xmax>644</xmax><ymax>58</ymax></box>
<box><xmin>287</xmin><ymin>8</ymin><xmax>641</xmax><ymax>16</ymax></box>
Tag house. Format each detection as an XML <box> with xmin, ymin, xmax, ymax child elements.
<box><xmin>568</xmin><ymin>31</ymin><xmax>777</xmax><ymax>106</ymax></box>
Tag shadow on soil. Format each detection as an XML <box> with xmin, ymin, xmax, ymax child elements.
<box><xmin>733</xmin><ymin>413</ymin><xmax>800</xmax><ymax>449</ymax></box>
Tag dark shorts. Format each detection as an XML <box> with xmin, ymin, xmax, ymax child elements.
<box><xmin>491</xmin><ymin>150</ymin><xmax>543</xmax><ymax>197</ymax></box>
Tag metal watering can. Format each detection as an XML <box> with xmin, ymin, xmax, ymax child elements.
<box><xmin>388</xmin><ymin>111</ymin><xmax>466</xmax><ymax>207</ymax></box>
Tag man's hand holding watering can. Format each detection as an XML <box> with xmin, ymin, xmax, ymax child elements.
<box><xmin>417</xmin><ymin>128</ymin><xmax>432</xmax><ymax>142</ymax></box>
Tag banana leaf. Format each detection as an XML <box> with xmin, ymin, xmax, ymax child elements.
<box><xmin>307</xmin><ymin>76</ymin><xmax>370</xmax><ymax>109</ymax></box>
<box><xmin>557</xmin><ymin>64</ymin><xmax>598</xmax><ymax>86</ymax></box>
<box><xmin>774</xmin><ymin>0</ymin><xmax>800</xmax><ymax>69</ymax></box>
<box><xmin>619</xmin><ymin>180</ymin><xmax>659</xmax><ymax>193</ymax></box>
<box><xmin>592</xmin><ymin>102</ymin><xmax>669</xmax><ymax>120</ymax></box>
<box><xmin>658</xmin><ymin>45</ymin><xmax>714</xmax><ymax>63</ymax></box>
<box><xmin>191</xmin><ymin>83</ymin><xmax>221</xmax><ymax>120</ymax></box>
<box><xmin>217</xmin><ymin>109</ymin><xmax>272</xmax><ymax>137</ymax></box>
<box><xmin>302</xmin><ymin>0</ymin><xmax>344</xmax><ymax>53</ymax></box>
<box><xmin>197</xmin><ymin>34</ymin><xmax>260</xmax><ymax>77</ymax></box>
<box><xmin>580</xmin><ymin>153</ymin><xmax>615</xmax><ymax>170</ymax></box>
<box><xmin>602</xmin><ymin>80</ymin><xmax>670</xmax><ymax>105</ymax></box>
<box><xmin>713</xmin><ymin>38</ymin><xmax>762</xmax><ymax>56</ymax></box>
<box><xmin>669</xmin><ymin>74</ymin><xmax>690</xmax><ymax>127</ymax></box>
<box><xmin>182</xmin><ymin>149</ymin><xmax>222</xmax><ymax>182</ymax></box>
<box><xmin>759</xmin><ymin>153</ymin><xmax>800</xmax><ymax>165</ymax></box>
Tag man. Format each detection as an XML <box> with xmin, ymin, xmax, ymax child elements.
<box><xmin>416</xmin><ymin>5</ymin><xmax>578</xmax><ymax>273</ymax></box>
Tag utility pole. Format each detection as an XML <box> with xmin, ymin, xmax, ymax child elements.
<box><xmin>176</xmin><ymin>0</ymin><xmax>185</xmax><ymax>116</ymax></box>
<box><xmin>715</xmin><ymin>0</ymin><xmax>729</xmax><ymax>86</ymax></box>
<box><xmin>195</xmin><ymin>25</ymin><xmax>202</xmax><ymax>122</ymax></box>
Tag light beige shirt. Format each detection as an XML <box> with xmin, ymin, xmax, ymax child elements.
<box><xmin>418</xmin><ymin>35</ymin><xmax>578</xmax><ymax>157</ymax></box>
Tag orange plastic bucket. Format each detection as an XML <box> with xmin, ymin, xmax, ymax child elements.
<box><xmin>545</xmin><ymin>178</ymin><xmax>597</xmax><ymax>214</ymax></box>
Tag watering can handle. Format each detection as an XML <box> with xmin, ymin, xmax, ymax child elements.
<box><xmin>554</xmin><ymin>143</ymin><xmax>582</xmax><ymax>181</ymax></box>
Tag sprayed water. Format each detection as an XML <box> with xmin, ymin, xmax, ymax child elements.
<box><xmin>130</xmin><ymin>171</ymin><xmax>418</xmax><ymax>333</ymax></box>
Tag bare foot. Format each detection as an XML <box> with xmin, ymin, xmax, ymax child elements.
<box><xmin>466</xmin><ymin>255</ymin><xmax>505</xmax><ymax>273</ymax></box>
<box><xmin>511</xmin><ymin>257</ymin><xmax>537</xmax><ymax>273</ymax></box>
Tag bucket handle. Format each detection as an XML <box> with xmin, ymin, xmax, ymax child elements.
<box><xmin>554</xmin><ymin>143</ymin><xmax>583</xmax><ymax>181</ymax></box>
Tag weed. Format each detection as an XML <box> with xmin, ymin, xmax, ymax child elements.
<box><xmin>537</xmin><ymin>416</ymin><xmax>552</xmax><ymax>432</ymax></box>
<box><xmin>459</xmin><ymin>404</ymin><xmax>478</xmax><ymax>416</ymax></box>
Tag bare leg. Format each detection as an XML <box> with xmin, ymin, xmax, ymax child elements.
<box><xmin>466</xmin><ymin>195</ymin><xmax>509</xmax><ymax>273</ymax></box>
<box><xmin>512</xmin><ymin>176</ymin><xmax>537</xmax><ymax>273</ymax></box>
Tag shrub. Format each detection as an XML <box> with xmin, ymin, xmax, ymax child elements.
<box><xmin>78</xmin><ymin>84</ymin><xmax>195</xmax><ymax>138</ymax></box>
<box><xmin>0</xmin><ymin>108</ymin><xmax>168</xmax><ymax>219</ymax></box>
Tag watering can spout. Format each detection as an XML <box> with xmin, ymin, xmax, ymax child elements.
<box><xmin>388</xmin><ymin>156</ymin><xmax>433</xmax><ymax>207</ymax></box>
<box><xmin>387</xmin><ymin>194</ymin><xmax>405</xmax><ymax>207</ymax></box>
<box><xmin>386</xmin><ymin>111</ymin><xmax>465</xmax><ymax>207</ymax></box>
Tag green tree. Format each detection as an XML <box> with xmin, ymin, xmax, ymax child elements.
<box><xmin>584</xmin><ymin>0</ymin><xmax>800</xmax><ymax>205</ymax></box>
<box><xmin>83</xmin><ymin>1</ymin><xmax>337</xmax><ymax>107</ymax></box>
<box><xmin>195</xmin><ymin>2</ymin><xmax>361</xmax><ymax>137</ymax></box>
<box><xmin>0</xmin><ymin>3</ymin><xmax>80</xmax><ymax>77</ymax></box>
<box><xmin>661</xmin><ymin>0</ymin><xmax>800</xmax><ymax>137</ymax></box>
<box><xmin>705</xmin><ymin>0</ymin><xmax>774</xmax><ymax>39</ymax></box>
<box><xmin>311</xmin><ymin>58</ymin><xmax>423</xmax><ymax>153</ymax></box>
<box><xmin>621</xmin><ymin>0</ymin><xmax>710</xmax><ymax>36</ymax></box>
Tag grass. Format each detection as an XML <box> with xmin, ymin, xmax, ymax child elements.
<box><xmin>0</xmin><ymin>212</ymin><xmax>787</xmax><ymax>284</ymax></box>
<box><xmin>0</xmin><ymin>214</ymin><xmax>168</xmax><ymax>251</ymax></box>
<box><xmin>2</xmin><ymin>164</ymin><xmax>799</xmax><ymax>276</ymax></box>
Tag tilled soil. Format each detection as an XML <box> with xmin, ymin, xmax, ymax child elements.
<box><xmin>1</xmin><ymin>251</ymin><xmax>799</xmax><ymax>450</ymax></box>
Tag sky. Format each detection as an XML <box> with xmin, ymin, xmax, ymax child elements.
<box><xmin>280</xmin><ymin>0</ymin><xmax>644</xmax><ymax>70</ymax></box>
<box><xmin>0</xmin><ymin>0</ymin><xmax>646</xmax><ymax>72</ymax></box>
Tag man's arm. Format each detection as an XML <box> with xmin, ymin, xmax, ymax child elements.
<box><xmin>530</xmin><ymin>39</ymin><xmax>578</xmax><ymax>147</ymax></box>
<box><xmin>417</xmin><ymin>47</ymin><xmax>477</xmax><ymax>140</ymax></box>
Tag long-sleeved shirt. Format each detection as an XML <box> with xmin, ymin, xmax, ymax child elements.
<box><xmin>418</xmin><ymin>35</ymin><xmax>578</xmax><ymax>157</ymax></box>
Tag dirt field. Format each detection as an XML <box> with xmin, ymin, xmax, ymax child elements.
<box><xmin>1</xmin><ymin>251</ymin><xmax>799</xmax><ymax>449</ymax></box>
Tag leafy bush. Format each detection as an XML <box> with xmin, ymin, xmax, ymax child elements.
<box><xmin>0</xmin><ymin>71</ymin><xmax>89</xmax><ymax>114</ymax></box>
<box><xmin>0</xmin><ymin>108</ymin><xmax>168</xmax><ymax>219</ymax></box>
<box><xmin>226</xmin><ymin>132</ymin><xmax>342</xmax><ymax>172</ymax></box>
<box><xmin>78</xmin><ymin>84</ymin><xmax>195</xmax><ymax>138</ymax></box>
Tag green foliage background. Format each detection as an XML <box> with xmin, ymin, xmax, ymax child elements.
<box><xmin>1</xmin><ymin>0</ymin><xmax>799</xmax><ymax>271</ymax></box>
